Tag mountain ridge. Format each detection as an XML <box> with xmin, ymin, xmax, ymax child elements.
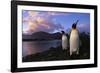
<box><xmin>23</xmin><ymin>31</ymin><xmax>62</xmax><ymax>41</ymax></box>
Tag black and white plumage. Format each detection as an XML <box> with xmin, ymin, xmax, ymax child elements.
<box><xmin>61</xmin><ymin>31</ymin><xmax>68</xmax><ymax>50</ymax></box>
<box><xmin>70</xmin><ymin>20</ymin><xmax>80</xmax><ymax>56</ymax></box>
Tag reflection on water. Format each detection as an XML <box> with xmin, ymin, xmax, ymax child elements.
<box><xmin>22</xmin><ymin>40</ymin><xmax>61</xmax><ymax>57</ymax></box>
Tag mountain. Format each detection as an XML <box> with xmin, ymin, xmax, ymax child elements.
<box><xmin>23</xmin><ymin>31</ymin><xmax>90</xmax><ymax>41</ymax></box>
<box><xmin>23</xmin><ymin>31</ymin><xmax>62</xmax><ymax>41</ymax></box>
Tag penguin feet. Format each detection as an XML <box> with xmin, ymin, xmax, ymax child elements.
<box><xmin>76</xmin><ymin>51</ymin><xmax>79</xmax><ymax>55</ymax></box>
<box><xmin>70</xmin><ymin>52</ymin><xmax>72</xmax><ymax>56</ymax></box>
<box><xmin>76</xmin><ymin>49</ymin><xmax>79</xmax><ymax>55</ymax></box>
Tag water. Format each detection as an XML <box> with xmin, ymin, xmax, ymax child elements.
<box><xmin>22</xmin><ymin>40</ymin><xmax>61</xmax><ymax>57</ymax></box>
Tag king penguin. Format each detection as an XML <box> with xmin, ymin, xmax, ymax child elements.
<box><xmin>61</xmin><ymin>31</ymin><xmax>68</xmax><ymax>50</ymax></box>
<box><xmin>69</xmin><ymin>20</ymin><xmax>79</xmax><ymax>56</ymax></box>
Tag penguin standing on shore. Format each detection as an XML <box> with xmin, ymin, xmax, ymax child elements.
<box><xmin>61</xmin><ymin>31</ymin><xmax>68</xmax><ymax>50</ymax></box>
<box><xmin>69</xmin><ymin>20</ymin><xmax>79</xmax><ymax>56</ymax></box>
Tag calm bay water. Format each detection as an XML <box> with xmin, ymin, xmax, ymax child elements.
<box><xmin>22</xmin><ymin>40</ymin><xmax>61</xmax><ymax>57</ymax></box>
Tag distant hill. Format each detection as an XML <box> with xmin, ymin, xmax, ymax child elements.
<box><xmin>23</xmin><ymin>31</ymin><xmax>62</xmax><ymax>41</ymax></box>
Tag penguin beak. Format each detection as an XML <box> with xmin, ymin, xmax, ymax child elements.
<box><xmin>75</xmin><ymin>20</ymin><xmax>79</xmax><ymax>27</ymax></box>
<box><xmin>76</xmin><ymin>20</ymin><xmax>79</xmax><ymax>24</ymax></box>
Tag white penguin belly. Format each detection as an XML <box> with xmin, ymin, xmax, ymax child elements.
<box><xmin>62</xmin><ymin>35</ymin><xmax>68</xmax><ymax>50</ymax></box>
<box><xmin>70</xmin><ymin>30</ymin><xmax>79</xmax><ymax>52</ymax></box>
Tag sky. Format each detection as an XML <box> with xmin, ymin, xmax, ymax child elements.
<box><xmin>22</xmin><ymin>10</ymin><xmax>90</xmax><ymax>34</ymax></box>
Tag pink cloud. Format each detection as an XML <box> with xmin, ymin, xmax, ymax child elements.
<box><xmin>22</xmin><ymin>11</ymin><xmax>64</xmax><ymax>34</ymax></box>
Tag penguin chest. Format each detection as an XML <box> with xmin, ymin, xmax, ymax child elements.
<box><xmin>70</xmin><ymin>30</ymin><xmax>79</xmax><ymax>52</ymax></box>
<box><xmin>62</xmin><ymin>35</ymin><xmax>68</xmax><ymax>50</ymax></box>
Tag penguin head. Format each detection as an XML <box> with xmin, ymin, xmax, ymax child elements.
<box><xmin>72</xmin><ymin>20</ymin><xmax>79</xmax><ymax>29</ymax></box>
<box><xmin>61</xmin><ymin>31</ymin><xmax>65</xmax><ymax>34</ymax></box>
<box><xmin>72</xmin><ymin>23</ymin><xmax>77</xmax><ymax>29</ymax></box>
